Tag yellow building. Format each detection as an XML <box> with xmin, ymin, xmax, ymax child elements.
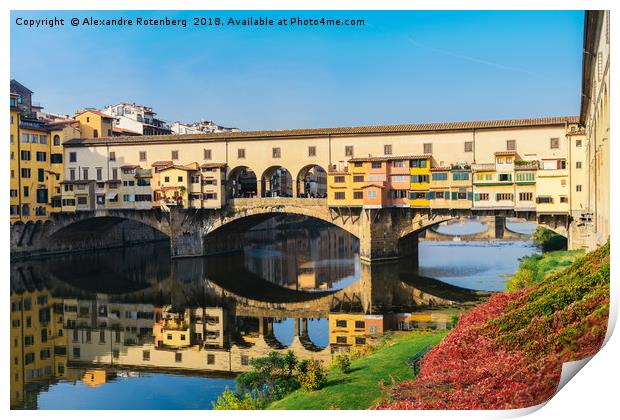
<box><xmin>409</xmin><ymin>155</ymin><xmax>432</xmax><ymax>207</ymax></box>
<box><xmin>514</xmin><ymin>162</ymin><xmax>538</xmax><ymax>213</ymax></box>
<box><xmin>10</xmin><ymin>84</ymin><xmax>77</xmax><ymax>223</ymax></box>
<box><xmin>154</xmin><ymin>307</ymin><xmax>192</xmax><ymax>348</ymax></box>
<box><xmin>535</xmin><ymin>158</ymin><xmax>570</xmax><ymax>214</ymax></box>
<box><xmin>10</xmin><ymin>288</ymin><xmax>67</xmax><ymax>408</ymax></box>
<box><xmin>74</xmin><ymin>109</ymin><xmax>114</xmax><ymax>139</ymax></box>
<box><xmin>329</xmin><ymin>313</ymin><xmax>368</xmax><ymax>347</ymax></box>
<box><xmin>580</xmin><ymin>11</ymin><xmax>609</xmax><ymax>248</ymax></box>
<box><xmin>10</xmin><ymin>93</ymin><xmax>20</xmax><ymax>222</ymax></box>
<box><xmin>327</xmin><ymin>162</ymin><xmax>365</xmax><ymax>207</ymax></box>
<box><xmin>472</xmin><ymin>152</ymin><xmax>516</xmax><ymax>210</ymax></box>
<box><xmin>154</xmin><ymin>163</ymin><xmax>198</xmax><ymax>208</ymax></box>
<box><xmin>429</xmin><ymin>165</ymin><xmax>472</xmax><ymax>209</ymax></box>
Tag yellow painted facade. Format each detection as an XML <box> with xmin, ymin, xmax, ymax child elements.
<box><xmin>328</xmin><ymin>313</ymin><xmax>368</xmax><ymax>346</ymax></box>
<box><xmin>74</xmin><ymin>110</ymin><xmax>114</xmax><ymax>139</ymax></box>
<box><xmin>10</xmin><ymin>289</ymin><xmax>67</xmax><ymax>408</ymax></box>
<box><xmin>409</xmin><ymin>156</ymin><xmax>431</xmax><ymax>207</ymax></box>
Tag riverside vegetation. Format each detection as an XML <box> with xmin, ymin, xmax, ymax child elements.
<box><xmin>213</xmin><ymin>230</ymin><xmax>609</xmax><ymax>410</ymax></box>
<box><xmin>377</xmin><ymin>240</ymin><xmax>609</xmax><ymax>409</ymax></box>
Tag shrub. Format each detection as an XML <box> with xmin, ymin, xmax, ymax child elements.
<box><xmin>332</xmin><ymin>354</ymin><xmax>351</xmax><ymax>374</ymax></box>
<box><xmin>212</xmin><ymin>389</ymin><xmax>265</xmax><ymax>410</ymax></box>
<box><xmin>236</xmin><ymin>351</ymin><xmax>299</xmax><ymax>401</ymax></box>
<box><xmin>533</xmin><ymin>227</ymin><xmax>567</xmax><ymax>252</ymax></box>
<box><xmin>295</xmin><ymin>359</ymin><xmax>328</xmax><ymax>391</ymax></box>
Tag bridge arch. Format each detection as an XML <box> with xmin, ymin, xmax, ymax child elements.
<box><xmin>296</xmin><ymin>164</ymin><xmax>328</xmax><ymax>198</ymax></box>
<box><xmin>228</xmin><ymin>165</ymin><xmax>258</xmax><ymax>198</ymax></box>
<box><xmin>204</xmin><ymin>200</ymin><xmax>361</xmax><ymax>240</ymax></box>
<box><xmin>260</xmin><ymin>165</ymin><xmax>293</xmax><ymax>198</ymax></box>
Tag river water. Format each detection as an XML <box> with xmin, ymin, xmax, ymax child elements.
<box><xmin>10</xmin><ymin>216</ymin><xmax>538</xmax><ymax>409</ymax></box>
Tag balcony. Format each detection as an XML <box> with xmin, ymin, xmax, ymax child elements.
<box><xmin>471</xmin><ymin>163</ymin><xmax>496</xmax><ymax>172</ymax></box>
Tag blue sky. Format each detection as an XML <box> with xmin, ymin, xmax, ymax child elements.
<box><xmin>11</xmin><ymin>10</ymin><xmax>584</xmax><ymax>130</ymax></box>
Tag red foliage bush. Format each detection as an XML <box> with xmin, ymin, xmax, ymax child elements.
<box><xmin>376</xmin><ymin>244</ymin><xmax>609</xmax><ymax>410</ymax></box>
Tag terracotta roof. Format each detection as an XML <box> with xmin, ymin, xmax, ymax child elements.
<box><xmin>200</xmin><ymin>162</ymin><xmax>227</xmax><ymax>169</ymax></box>
<box><xmin>349</xmin><ymin>154</ymin><xmax>431</xmax><ymax>162</ymax></box>
<box><xmin>75</xmin><ymin>109</ymin><xmax>115</xmax><ymax>119</ymax></box>
<box><xmin>159</xmin><ymin>164</ymin><xmax>198</xmax><ymax>172</ymax></box>
<box><xmin>495</xmin><ymin>151</ymin><xmax>517</xmax><ymax>156</ymax></box>
<box><xmin>112</xmin><ymin>127</ymin><xmax>142</xmax><ymax>135</ymax></box>
<box><xmin>361</xmin><ymin>183</ymin><xmax>385</xmax><ymax>189</ymax></box>
<box><xmin>62</xmin><ymin>116</ymin><xmax>579</xmax><ymax>146</ymax></box>
<box><xmin>430</xmin><ymin>166</ymin><xmax>452</xmax><ymax>171</ymax></box>
<box><xmin>151</xmin><ymin>160</ymin><xmax>173</xmax><ymax>167</ymax></box>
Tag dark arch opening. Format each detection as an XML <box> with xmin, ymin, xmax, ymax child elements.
<box><xmin>261</xmin><ymin>166</ymin><xmax>293</xmax><ymax>198</ymax></box>
<box><xmin>50</xmin><ymin>216</ymin><xmax>169</xmax><ymax>248</ymax></box>
<box><xmin>228</xmin><ymin>166</ymin><xmax>258</xmax><ymax>198</ymax></box>
<box><xmin>296</xmin><ymin>164</ymin><xmax>327</xmax><ymax>198</ymax></box>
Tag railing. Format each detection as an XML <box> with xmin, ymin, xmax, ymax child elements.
<box><xmin>228</xmin><ymin>197</ymin><xmax>327</xmax><ymax>208</ymax></box>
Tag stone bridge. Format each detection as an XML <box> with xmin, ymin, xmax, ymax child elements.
<box><xmin>10</xmin><ymin>197</ymin><xmax>572</xmax><ymax>262</ymax></box>
<box><xmin>422</xmin><ymin>216</ymin><xmax>532</xmax><ymax>241</ymax></box>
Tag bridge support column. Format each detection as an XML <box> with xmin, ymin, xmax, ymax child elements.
<box><xmin>488</xmin><ymin>216</ymin><xmax>506</xmax><ymax>239</ymax></box>
<box><xmin>359</xmin><ymin>208</ymin><xmax>417</xmax><ymax>262</ymax></box>
<box><xmin>294</xmin><ymin>318</ymin><xmax>300</xmax><ymax>337</ymax></box>
<box><xmin>301</xmin><ymin>318</ymin><xmax>308</xmax><ymax>337</ymax></box>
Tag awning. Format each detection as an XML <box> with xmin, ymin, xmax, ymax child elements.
<box><xmin>106</xmin><ymin>193</ymin><xmax>118</xmax><ymax>199</ymax></box>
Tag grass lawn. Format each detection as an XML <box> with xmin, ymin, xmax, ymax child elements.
<box><xmin>507</xmin><ymin>249</ymin><xmax>585</xmax><ymax>291</ymax></box>
<box><xmin>267</xmin><ymin>330</ymin><xmax>447</xmax><ymax>410</ymax></box>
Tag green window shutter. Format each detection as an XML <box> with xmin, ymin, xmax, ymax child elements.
<box><xmin>451</xmin><ymin>192</ymin><xmax>457</xmax><ymax>200</ymax></box>
<box><xmin>474</xmin><ymin>193</ymin><xmax>480</xmax><ymax>201</ymax></box>
<box><xmin>467</xmin><ymin>192</ymin><xmax>473</xmax><ymax>200</ymax></box>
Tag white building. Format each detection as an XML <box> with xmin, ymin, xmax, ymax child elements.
<box><xmin>170</xmin><ymin>120</ymin><xmax>239</xmax><ymax>135</ymax></box>
<box><xmin>102</xmin><ymin>102</ymin><xmax>171</xmax><ymax>136</ymax></box>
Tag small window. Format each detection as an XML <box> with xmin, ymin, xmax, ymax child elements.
<box><xmin>550</xmin><ymin>138</ymin><xmax>560</xmax><ymax>149</ymax></box>
<box><xmin>560</xmin><ymin>196</ymin><xmax>568</xmax><ymax>203</ymax></box>
<box><xmin>109</xmin><ymin>152</ymin><xmax>116</xmax><ymax>161</ymax></box>
<box><xmin>371</xmin><ymin>162</ymin><xmax>382</xmax><ymax>168</ymax></box>
<box><xmin>355</xmin><ymin>337</ymin><xmax>366</xmax><ymax>345</ymax></box>
<box><xmin>69</xmin><ymin>152</ymin><xmax>77</xmax><ymax>163</ymax></box>
<box><xmin>367</xmin><ymin>190</ymin><xmax>377</xmax><ymax>199</ymax></box>
<box><xmin>345</xmin><ymin>146</ymin><xmax>354</xmax><ymax>157</ymax></box>
<box><xmin>464</xmin><ymin>141</ymin><xmax>473</xmax><ymax>152</ymax></box>
<box><xmin>353</xmin><ymin>175</ymin><xmax>364</xmax><ymax>182</ymax></box>
<box><xmin>207</xmin><ymin>354</ymin><xmax>215</xmax><ymax>365</ymax></box>
<box><xmin>336</xmin><ymin>336</ymin><xmax>347</xmax><ymax>344</ymax></box>
<box><xmin>353</xmin><ymin>191</ymin><xmax>363</xmax><ymax>199</ymax></box>
<box><xmin>384</xmin><ymin>145</ymin><xmax>392</xmax><ymax>155</ymax></box>
<box><xmin>308</xmin><ymin>146</ymin><xmax>316</xmax><ymax>157</ymax></box>
<box><xmin>576</xmin><ymin>140</ymin><xmax>582</xmax><ymax>147</ymax></box>
<box><xmin>334</xmin><ymin>176</ymin><xmax>346</xmax><ymax>183</ymax></box>
<box><xmin>354</xmin><ymin>320</ymin><xmax>365</xmax><ymax>329</ymax></box>
<box><xmin>240</xmin><ymin>355</ymin><xmax>249</xmax><ymax>366</ymax></box>
<box><xmin>272</xmin><ymin>147</ymin><xmax>281</xmax><ymax>158</ymax></box>
<box><xmin>576</xmin><ymin>185</ymin><xmax>582</xmax><ymax>192</ymax></box>
<box><xmin>423</xmin><ymin>143</ymin><xmax>432</xmax><ymax>154</ymax></box>
<box><xmin>175</xmin><ymin>353</ymin><xmax>182</xmax><ymax>362</ymax></box>
<box><xmin>73</xmin><ymin>347</ymin><xmax>80</xmax><ymax>358</ymax></box>
<box><xmin>334</xmin><ymin>192</ymin><xmax>345</xmax><ymax>200</ymax></box>
<box><xmin>506</xmin><ymin>140</ymin><xmax>516</xmax><ymax>151</ymax></box>
<box><xmin>204</xmin><ymin>149</ymin><xmax>212</xmax><ymax>160</ymax></box>
<box><xmin>171</xmin><ymin>150</ymin><xmax>179</xmax><ymax>160</ymax></box>
<box><xmin>143</xmin><ymin>350</ymin><xmax>150</xmax><ymax>361</ymax></box>
<box><xmin>576</xmin><ymin>161</ymin><xmax>582</xmax><ymax>169</ymax></box>
<box><xmin>336</xmin><ymin>320</ymin><xmax>347</xmax><ymax>328</ymax></box>
<box><xmin>237</xmin><ymin>148</ymin><xmax>245</xmax><ymax>159</ymax></box>
<box><xmin>139</xmin><ymin>151</ymin><xmax>147</xmax><ymax>161</ymax></box>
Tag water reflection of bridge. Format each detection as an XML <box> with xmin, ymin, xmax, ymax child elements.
<box><xmin>11</xmin><ymin>217</ymin><xmax>496</xmax><ymax>409</ymax></box>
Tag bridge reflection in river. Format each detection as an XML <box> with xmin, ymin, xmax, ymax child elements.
<box><xmin>9</xmin><ymin>215</ymin><xmax>536</xmax><ymax>409</ymax></box>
